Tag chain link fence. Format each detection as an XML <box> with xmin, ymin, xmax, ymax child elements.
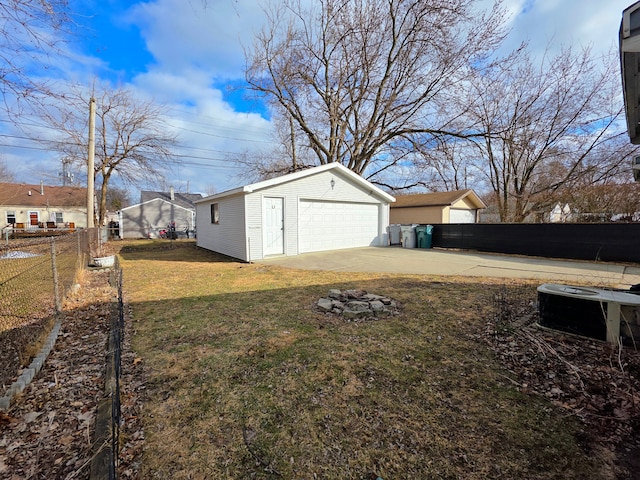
<box><xmin>0</xmin><ymin>229</ymin><xmax>98</xmax><ymax>388</ymax></box>
<box><xmin>90</xmin><ymin>262</ymin><xmax>124</xmax><ymax>480</ymax></box>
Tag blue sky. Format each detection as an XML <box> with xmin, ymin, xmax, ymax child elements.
<box><xmin>0</xmin><ymin>0</ymin><xmax>636</xmax><ymax>196</ymax></box>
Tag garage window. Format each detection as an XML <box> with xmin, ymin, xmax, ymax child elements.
<box><xmin>210</xmin><ymin>203</ymin><xmax>219</xmax><ymax>224</ymax></box>
<box><xmin>6</xmin><ymin>211</ymin><xmax>15</xmax><ymax>224</ymax></box>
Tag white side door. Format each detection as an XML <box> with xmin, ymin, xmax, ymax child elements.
<box><xmin>263</xmin><ymin>197</ymin><xmax>284</xmax><ymax>256</ymax></box>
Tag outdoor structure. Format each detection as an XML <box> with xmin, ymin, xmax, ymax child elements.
<box><xmin>195</xmin><ymin>163</ymin><xmax>395</xmax><ymax>262</ymax></box>
<box><xmin>390</xmin><ymin>189</ymin><xmax>486</xmax><ymax>224</ymax></box>
<box><xmin>118</xmin><ymin>188</ymin><xmax>202</xmax><ymax>239</ymax></box>
<box><xmin>549</xmin><ymin>203</ymin><xmax>573</xmax><ymax>223</ymax></box>
<box><xmin>621</xmin><ymin>1</ymin><xmax>640</xmax><ymax>145</ymax></box>
<box><xmin>0</xmin><ymin>182</ymin><xmax>87</xmax><ymax>237</ymax></box>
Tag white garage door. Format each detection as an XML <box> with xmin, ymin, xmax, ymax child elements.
<box><xmin>450</xmin><ymin>208</ymin><xmax>476</xmax><ymax>223</ymax></box>
<box><xmin>299</xmin><ymin>200</ymin><xmax>379</xmax><ymax>253</ymax></box>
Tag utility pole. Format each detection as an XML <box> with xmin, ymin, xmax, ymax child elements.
<box><xmin>87</xmin><ymin>97</ymin><xmax>96</xmax><ymax>228</ymax></box>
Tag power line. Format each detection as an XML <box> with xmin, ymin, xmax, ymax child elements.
<box><xmin>1</xmin><ymin>115</ymin><xmax>278</xmax><ymax>148</ymax></box>
<box><xmin>166</xmin><ymin>122</ymin><xmax>275</xmax><ymax>144</ymax></box>
<box><xmin>0</xmin><ymin>142</ymin><xmax>57</xmax><ymax>152</ymax></box>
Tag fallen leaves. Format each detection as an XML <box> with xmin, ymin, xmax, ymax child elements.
<box><xmin>483</xmin><ymin>286</ymin><xmax>640</xmax><ymax>478</ymax></box>
<box><xmin>0</xmin><ymin>271</ymin><xmax>117</xmax><ymax>479</ymax></box>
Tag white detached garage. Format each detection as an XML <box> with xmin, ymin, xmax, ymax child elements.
<box><xmin>195</xmin><ymin>163</ymin><xmax>395</xmax><ymax>261</ymax></box>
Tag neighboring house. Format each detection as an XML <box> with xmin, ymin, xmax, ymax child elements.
<box><xmin>549</xmin><ymin>203</ymin><xmax>572</xmax><ymax>223</ymax></box>
<box><xmin>0</xmin><ymin>182</ymin><xmax>87</xmax><ymax>232</ymax></box>
<box><xmin>390</xmin><ymin>189</ymin><xmax>486</xmax><ymax>224</ymax></box>
<box><xmin>195</xmin><ymin>163</ymin><xmax>396</xmax><ymax>262</ymax></box>
<box><xmin>118</xmin><ymin>187</ymin><xmax>202</xmax><ymax>239</ymax></box>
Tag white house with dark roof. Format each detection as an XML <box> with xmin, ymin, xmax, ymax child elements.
<box><xmin>0</xmin><ymin>182</ymin><xmax>87</xmax><ymax>235</ymax></box>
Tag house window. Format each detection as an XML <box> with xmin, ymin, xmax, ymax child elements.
<box><xmin>6</xmin><ymin>211</ymin><xmax>15</xmax><ymax>224</ymax></box>
<box><xmin>211</xmin><ymin>203</ymin><xmax>219</xmax><ymax>224</ymax></box>
<box><xmin>55</xmin><ymin>212</ymin><xmax>64</xmax><ymax>224</ymax></box>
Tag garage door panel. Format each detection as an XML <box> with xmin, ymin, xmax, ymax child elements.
<box><xmin>450</xmin><ymin>209</ymin><xmax>476</xmax><ymax>223</ymax></box>
<box><xmin>299</xmin><ymin>200</ymin><xmax>379</xmax><ymax>253</ymax></box>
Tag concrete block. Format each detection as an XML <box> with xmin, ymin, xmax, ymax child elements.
<box><xmin>12</xmin><ymin>379</ymin><xmax>25</xmax><ymax>394</ymax></box>
<box><xmin>32</xmin><ymin>356</ymin><xmax>44</xmax><ymax>372</ymax></box>
<box><xmin>21</xmin><ymin>368</ymin><xmax>34</xmax><ymax>383</ymax></box>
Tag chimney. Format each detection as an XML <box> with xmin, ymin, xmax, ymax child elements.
<box><xmin>40</xmin><ymin>181</ymin><xmax>44</xmax><ymax>195</ymax></box>
<box><xmin>170</xmin><ymin>186</ymin><xmax>175</xmax><ymax>201</ymax></box>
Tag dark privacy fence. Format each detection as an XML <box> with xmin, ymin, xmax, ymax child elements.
<box><xmin>431</xmin><ymin>223</ymin><xmax>640</xmax><ymax>263</ymax></box>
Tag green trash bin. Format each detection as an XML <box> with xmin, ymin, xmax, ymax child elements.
<box><xmin>416</xmin><ymin>225</ymin><xmax>433</xmax><ymax>249</ymax></box>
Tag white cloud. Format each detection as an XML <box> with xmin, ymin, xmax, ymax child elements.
<box><xmin>129</xmin><ymin>66</ymin><xmax>275</xmax><ymax>194</ymax></box>
<box><xmin>4</xmin><ymin>0</ymin><xmax>637</xmax><ymax>196</ymax></box>
<box><xmin>127</xmin><ymin>0</ymin><xmax>266</xmax><ymax>79</ymax></box>
<box><xmin>116</xmin><ymin>0</ymin><xmax>280</xmax><ymax>193</ymax></box>
<box><xmin>502</xmin><ymin>0</ymin><xmax>632</xmax><ymax>56</ymax></box>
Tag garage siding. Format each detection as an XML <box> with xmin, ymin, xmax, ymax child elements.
<box><xmin>245</xmin><ymin>169</ymin><xmax>388</xmax><ymax>257</ymax></box>
<box><xmin>245</xmin><ymin>193</ymin><xmax>266</xmax><ymax>260</ymax></box>
<box><xmin>196</xmin><ymin>194</ymin><xmax>247</xmax><ymax>260</ymax></box>
<box><xmin>390</xmin><ymin>206</ymin><xmax>444</xmax><ymax>225</ymax></box>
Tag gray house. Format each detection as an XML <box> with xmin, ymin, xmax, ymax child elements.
<box><xmin>195</xmin><ymin>163</ymin><xmax>395</xmax><ymax>262</ymax></box>
<box><xmin>119</xmin><ymin>188</ymin><xmax>202</xmax><ymax>239</ymax></box>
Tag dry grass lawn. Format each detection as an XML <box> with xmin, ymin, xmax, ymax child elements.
<box><xmin>119</xmin><ymin>240</ymin><xmax>607</xmax><ymax>479</ymax></box>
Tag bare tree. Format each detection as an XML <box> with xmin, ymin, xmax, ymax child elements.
<box><xmin>461</xmin><ymin>46</ymin><xmax>639</xmax><ymax>222</ymax></box>
<box><xmin>0</xmin><ymin>157</ymin><xmax>16</xmax><ymax>182</ymax></box>
<box><xmin>234</xmin><ymin>109</ymin><xmax>317</xmax><ymax>183</ymax></box>
<box><xmin>42</xmin><ymin>85</ymin><xmax>179</xmax><ymax>225</ymax></box>
<box><xmin>97</xmin><ymin>185</ymin><xmax>131</xmax><ymax>212</ymax></box>
<box><xmin>565</xmin><ymin>183</ymin><xmax>640</xmax><ymax>222</ymax></box>
<box><xmin>402</xmin><ymin>136</ymin><xmax>474</xmax><ymax>192</ymax></box>
<box><xmin>0</xmin><ymin>0</ymin><xmax>70</xmax><ymax>109</ymax></box>
<box><xmin>245</xmin><ymin>0</ymin><xmax>509</xmax><ymax>181</ymax></box>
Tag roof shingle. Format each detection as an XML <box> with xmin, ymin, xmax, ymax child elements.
<box><xmin>140</xmin><ymin>191</ymin><xmax>202</xmax><ymax>210</ymax></box>
<box><xmin>0</xmin><ymin>183</ymin><xmax>86</xmax><ymax>207</ymax></box>
<box><xmin>392</xmin><ymin>189</ymin><xmax>486</xmax><ymax>208</ymax></box>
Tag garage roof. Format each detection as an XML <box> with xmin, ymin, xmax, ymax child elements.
<box><xmin>392</xmin><ymin>189</ymin><xmax>486</xmax><ymax>209</ymax></box>
<box><xmin>195</xmin><ymin>163</ymin><xmax>396</xmax><ymax>203</ymax></box>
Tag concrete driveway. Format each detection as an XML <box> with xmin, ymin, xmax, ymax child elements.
<box><xmin>257</xmin><ymin>246</ymin><xmax>640</xmax><ymax>288</ymax></box>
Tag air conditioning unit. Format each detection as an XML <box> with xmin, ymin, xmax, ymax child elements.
<box><xmin>537</xmin><ymin>284</ymin><xmax>640</xmax><ymax>345</ymax></box>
